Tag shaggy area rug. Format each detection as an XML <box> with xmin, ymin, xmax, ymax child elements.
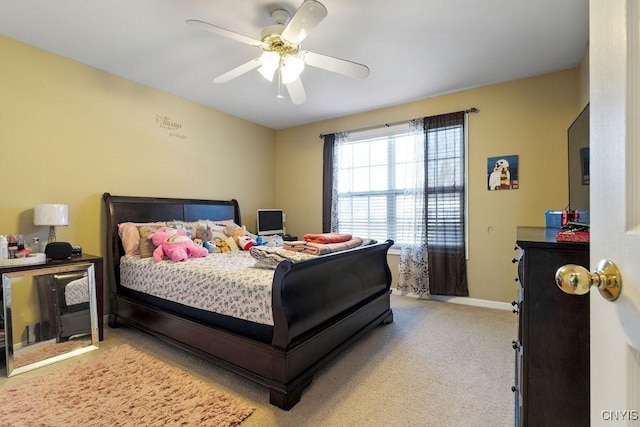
<box><xmin>0</xmin><ymin>344</ymin><xmax>254</xmax><ymax>426</ymax></box>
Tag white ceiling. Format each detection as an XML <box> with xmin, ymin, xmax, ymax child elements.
<box><xmin>0</xmin><ymin>0</ymin><xmax>588</xmax><ymax>130</ymax></box>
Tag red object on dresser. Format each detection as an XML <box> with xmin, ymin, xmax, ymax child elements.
<box><xmin>556</xmin><ymin>230</ymin><xmax>590</xmax><ymax>242</ymax></box>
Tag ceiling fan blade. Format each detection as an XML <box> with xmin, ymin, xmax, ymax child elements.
<box><xmin>285</xmin><ymin>78</ymin><xmax>307</xmax><ymax>104</ymax></box>
<box><xmin>186</xmin><ymin>19</ymin><xmax>265</xmax><ymax>48</ymax></box>
<box><xmin>280</xmin><ymin>0</ymin><xmax>327</xmax><ymax>45</ymax></box>
<box><xmin>213</xmin><ymin>58</ymin><xmax>262</xmax><ymax>83</ymax></box>
<box><xmin>301</xmin><ymin>51</ymin><xmax>370</xmax><ymax>79</ymax></box>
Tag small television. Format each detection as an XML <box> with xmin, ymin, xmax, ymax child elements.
<box><xmin>568</xmin><ymin>104</ymin><xmax>590</xmax><ymax>217</ymax></box>
<box><xmin>256</xmin><ymin>209</ymin><xmax>284</xmax><ymax>236</ymax></box>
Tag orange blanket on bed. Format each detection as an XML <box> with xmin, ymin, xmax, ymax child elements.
<box><xmin>303</xmin><ymin>232</ymin><xmax>353</xmax><ymax>244</ymax></box>
<box><xmin>284</xmin><ymin>237</ymin><xmax>364</xmax><ymax>255</ymax></box>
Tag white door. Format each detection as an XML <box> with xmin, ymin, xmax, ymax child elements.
<box><xmin>590</xmin><ymin>0</ymin><xmax>640</xmax><ymax>424</ymax></box>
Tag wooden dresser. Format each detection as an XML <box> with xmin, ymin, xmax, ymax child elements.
<box><xmin>513</xmin><ymin>226</ymin><xmax>590</xmax><ymax>426</ymax></box>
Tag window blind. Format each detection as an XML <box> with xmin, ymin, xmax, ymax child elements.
<box><xmin>333</xmin><ymin>115</ymin><xmax>465</xmax><ymax>248</ymax></box>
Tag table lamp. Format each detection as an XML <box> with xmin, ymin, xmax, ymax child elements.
<box><xmin>34</xmin><ymin>204</ymin><xmax>69</xmax><ymax>243</ymax></box>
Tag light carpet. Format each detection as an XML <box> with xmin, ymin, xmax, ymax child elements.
<box><xmin>0</xmin><ymin>344</ymin><xmax>254</xmax><ymax>426</ymax></box>
<box><xmin>0</xmin><ymin>293</ymin><xmax>516</xmax><ymax>426</ymax></box>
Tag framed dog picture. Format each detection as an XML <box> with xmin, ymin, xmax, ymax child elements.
<box><xmin>487</xmin><ymin>154</ymin><xmax>519</xmax><ymax>190</ymax></box>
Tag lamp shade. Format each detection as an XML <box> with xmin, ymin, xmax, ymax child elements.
<box><xmin>280</xmin><ymin>54</ymin><xmax>305</xmax><ymax>84</ymax></box>
<box><xmin>34</xmin><ymin>204</ymin><xmax>69</xmax><ymax>226</ymax></box>
<box><xmin>258</xmin><ymin>51</ymin><xmax>280</xmax><ymax>82</ymax></box>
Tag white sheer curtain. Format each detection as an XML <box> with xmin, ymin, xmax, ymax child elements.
<box><xmin>397</xmin><ymin>118</ymin><xmax>429</xmax><ymax>295</ymax></box>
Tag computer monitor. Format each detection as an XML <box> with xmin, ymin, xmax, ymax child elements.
<box><xmin>256</xmin><ymin>209</ymin><xmax>284</xmax><ymax>236</ymax></box>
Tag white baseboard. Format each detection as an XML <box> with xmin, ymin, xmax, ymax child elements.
<box><xmin>393</xmin><ymin>289</ymin><xmax>512</xmax><ymax>311</ymax></box>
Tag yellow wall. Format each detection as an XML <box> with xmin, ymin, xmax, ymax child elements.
<box><xmin>0</xmin><ymin>36</ymin><xmax>276</xmax><ymax>306</ymax></box>
<box><xmin>275</xmin><ymin>69</ymin><xmax>584</xmax><ymax>303</ymax></box>
<box><xmin>1</xmin><ymin>36</ymin><xmax>276</xmax><ymax>247</ymax></box>
<box><xmin>1</xmin><ymin>34</ymin><xmax>588</xmax><ymax>306</ymax></box>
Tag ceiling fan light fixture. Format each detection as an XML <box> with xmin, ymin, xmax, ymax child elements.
<box><xmin>281</xmin><ymin>54</ymin><xmax>305</xmax><ymax>84</ymax></box>
<box><xmin>258</xmin><ymin>51</ymin><xmax>280</xmax><ymax>81</ymax></box>
<box><xmin>188</xmin><ymin>0</ymin><xmax>368</xmax><ymax>104</ymax></box>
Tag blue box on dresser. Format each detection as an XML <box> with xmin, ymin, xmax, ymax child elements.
<box><xmin>544</xmin><ymin>210</ymin><xmax>564</xmax><ymax>228</ymax></box>
<box><xmin>545</xmin><ymin>209</ymin><xmax>589</xmax><ymax>228</ymax></box>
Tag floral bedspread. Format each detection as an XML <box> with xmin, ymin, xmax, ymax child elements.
<box><xmin>65</xmin><ymin>276</ymin><xmax>89</xmax><ymax>306</ymax></box>
<box><xmin>120</xmin><ymin>252</ymin><xmax>275</xmax><ymax>325</ymax></box>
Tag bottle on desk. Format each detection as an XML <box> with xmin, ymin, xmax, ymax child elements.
<box><xmin>27</xmin><ymin>237</ymin><xmax>41</xmax><ymax>254</ymax></box>
<box><xmin>0</xmin><ymin>235</ymin><xmax>8</xmax><ymax>259</ymax></box>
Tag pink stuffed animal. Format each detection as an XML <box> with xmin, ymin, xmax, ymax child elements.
<box><xmin>148</xmin><ymin>226</ymin><xmax>209</xmax><ymax>262</ymax></box>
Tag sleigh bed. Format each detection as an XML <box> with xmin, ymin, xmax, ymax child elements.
<box><xmin>103</xmin><ymin>193</ymin><xmax>394</xmax><ymax>410</ymax></box>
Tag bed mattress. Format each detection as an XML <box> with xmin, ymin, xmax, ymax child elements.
<box><xmin>119</xmin><ymin>251</ymin><xmax>275</xmax><ymax>325</ymax></box>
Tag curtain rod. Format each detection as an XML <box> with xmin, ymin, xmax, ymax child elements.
<box><xmin>318</xmin><ymin>107</ymin><xmax>479</xmax><ymax>139</ymax></box>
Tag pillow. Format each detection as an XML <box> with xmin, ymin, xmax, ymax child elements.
<box><xmin>164</xmin><ymin>219</ymin><xmax>234</xmax><ymax>237</ymax></box>
<box><xmin>209</xmin><ymin>219</ymin><xmax>239</xmax><ymax>229</ymax></box>
<box><xmin>172</xmin><ymin>219</ymin><xmax>239</xmax><ymax>239</ymax></box>
<box><xmin>209</xmin><ymin>230</ymin><xmax>228</xmax><ymax>241</ymax></box>
<box><xmin>191</xmin><ymin>219</ymin><xmax>239</xmax><ymax>234</ymax></box>
<box><xmin>118</xmin><ymin>222</ymin><xmax>166</xmax><ymax>257</ymax></box>
<box><xmin>118</xmin><ymin>223</ymin><xmax>139</xmax><ymax>257</ymax></box>
<box><xmin>138</xmin><ymin>225</ymin><xmax>163</xmax><ymax>258</ymax></box>
<box><xmin>165</xmin><ymin>220</ymin><xmax>197</xmax><ymax>238</ymax></box>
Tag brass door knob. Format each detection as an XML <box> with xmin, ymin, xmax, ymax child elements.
<box><xmin>555</xmin><ymin>260</ymin><xmax>622</xmax><ymax>301</ymax></box>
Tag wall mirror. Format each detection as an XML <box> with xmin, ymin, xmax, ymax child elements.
<box><xmin>2</xmin><ymin>263</ymin><xmax>99</xmax><ymax>376</ymax></box>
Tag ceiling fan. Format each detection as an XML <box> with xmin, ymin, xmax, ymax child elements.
<box><xmin>186</xmin><ymin>0</ymin><xmax>370</xmax><ymax>104</ymax></box>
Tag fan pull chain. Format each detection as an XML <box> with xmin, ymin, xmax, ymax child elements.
<box><xmin>277</xmin><ymin>67</ymin><xmax>284</xmax><ymax>101</ymax></box>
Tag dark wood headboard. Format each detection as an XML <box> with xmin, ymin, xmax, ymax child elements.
<box><xmin>103</xmin><ymin>193</ymin><xmax>241</xmax><ymax>291</ymax></box>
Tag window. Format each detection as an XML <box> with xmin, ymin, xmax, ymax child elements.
<box><xmin>425</xmin><ymin>119</ymin><xmax>465</xmax><ymax>248</ymax></box>
<box><xmin>333</xmin><ymin>123</ymin><xmax>419</xmax><ymax>245</ymax></box>
<box><xmin>329</xmin><ymin>114</ymin><xmax>465</xmax><ymax>248</ymax></box>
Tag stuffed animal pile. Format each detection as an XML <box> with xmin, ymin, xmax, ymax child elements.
<box><xmin>148</xmin><ymin>226</ymin><xmax>209</xmax><ymax>262</ymax></box>
<box><xmin>192</xmin><ymin>223</ymin><xmax>259</xmax><ymax>253</ymax></box>
<box><xmin>147</xmin><ymin>221</ymin><xmax>269</xmax><ymax>263</ymax></box>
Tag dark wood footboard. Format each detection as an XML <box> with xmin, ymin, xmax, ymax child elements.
<box><xmin>268</xmin><ymin>240</ymin><xmax>393</xmax><ymax>407</ymax></box>
<box><xmin>272</xmin><ymin>240</ymin><xmax>393</xmax><ymax>349</ymax></box>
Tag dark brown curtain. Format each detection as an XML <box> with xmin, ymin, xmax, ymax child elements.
<box><xmin>322</xmin><ymin>133</ymin><xmax>336</xmax><ymax>233</ymax></box>
<box><xmin>425</xmin><ymin>112</ymin><xmax>468</xmax><ymax>296</ymax></box>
